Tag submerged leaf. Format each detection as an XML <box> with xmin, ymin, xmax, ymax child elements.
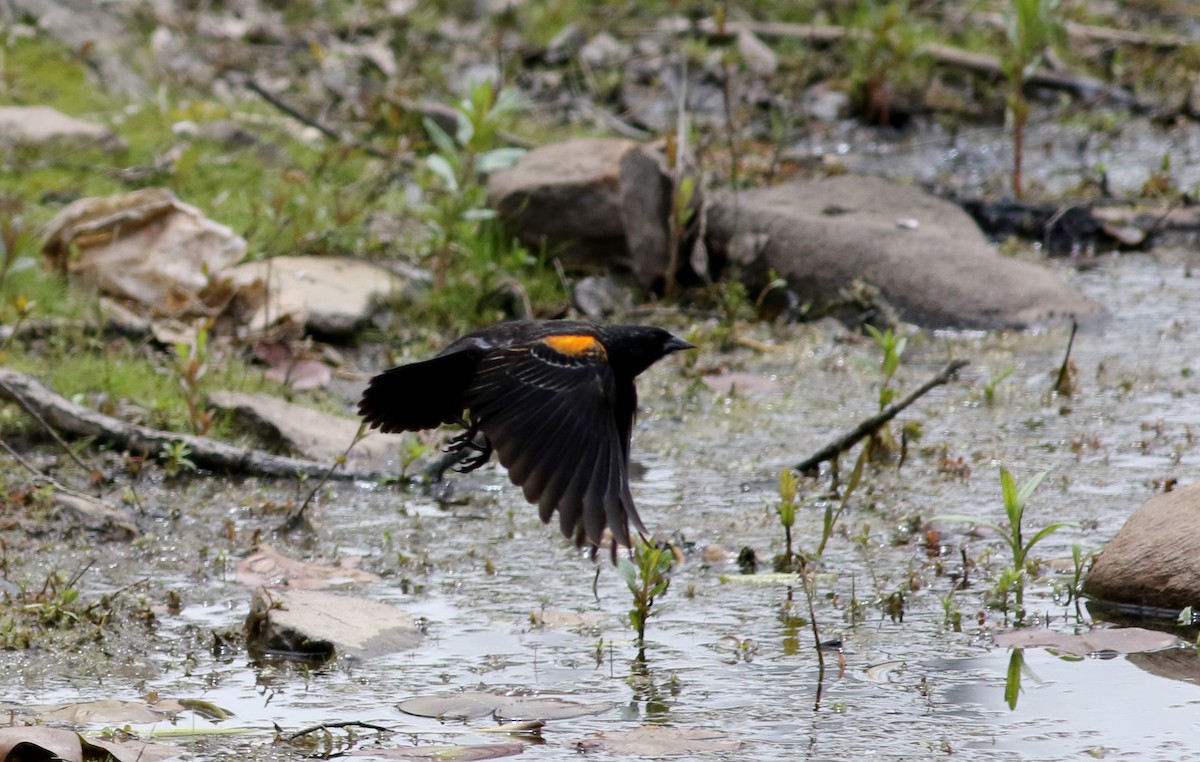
<box><xmin>577</xmin><ymin>726</ymin><xmax>740</xmax><ymax>756</ymax></box>
<box><xmin>350</xmin><ymin>742</ymin><xmax>523</xmax><ymax>760</ymax></box>
<box><xmin>348</xmin><ymin>744</ymin><xmax>520</xmax><ymax>758</ymax></box>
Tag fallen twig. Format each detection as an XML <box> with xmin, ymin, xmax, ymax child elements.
<box><xmin>282</xmin><ymin>423</ymin><xmax>369</xmax><ymax>533</ymax></box>
<box><xmin>795</xmin><ymin>359</ymin><xmax>969</xmax><ymax>474</ymax></box>
<box><xmin>0</xmin><ymin>368</ymin><xmax>385</xmax><ymax>482</ymax></box>
<box><xmin>0</xmin><ymin>435</ymin><xmax>140</xmax><ymax>537</ymax></box>
<box><xmin>229</xmin><ymin>73</ymin><xmax>402</xmax><ymax>161</ymax></box>
<box><xmin>280</xmin><ymin>720</ymin><xmax>394</xmax><ymax>743</ymax></box>
<box><xmin>1053</xmin><ymin>320</ymin><xmax>1078</xmax><ymax>396</ymax></box>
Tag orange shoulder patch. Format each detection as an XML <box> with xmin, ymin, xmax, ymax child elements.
<box><xmin>542</xmin><ymin>334</ymin><xmax>607</xmax><ymax>359</ymax></box>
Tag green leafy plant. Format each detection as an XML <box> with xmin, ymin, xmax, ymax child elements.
<box><xmin>774</xmin><ymin>469</ymin><xmax>800</xmax><ymax>572</ymax></box>
<box><xmin>984</xmin><ymin>366</ymin><xmax>1014</xmax><ymax>405</ymax></box>
<box><xmin>421</xmin><ymin>80</ymin><xmax>525</xmax><ymax>289</ymax></box>
<box><xmin>173</xmin><ymin>320</ymin><xmax>214</xmax><ymax>436</ymax></box>
<box><xmin>864</xmin><ymin>324</ymin><xmax>906</xmax><ymax>410</ymax></box>
<box><xmin>160</xmin><ymin>441</ymin><xmax>197</xmax><ymax>477</ymax></box>
<box><xmin>937</xmin><ymin>467</ymin><xmax>1075</xmax><ymax>620</ymax></box>
<box><xmin>1001</xmin><ymin>0</ymin><xmax>1065</xmax><ymax>199</ymax></box>
<box><xmin>618</xmin><ymin>536</ymin><xmax>674</xmax><ymax>656</ymax></box>
<box><xmin>847</xmin><ymin>0</ymin><xmax>922</xmax><ymax>126</ymax></box>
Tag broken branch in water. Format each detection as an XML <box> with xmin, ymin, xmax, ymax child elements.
<box><xmin>0</xmin><ymin>368</ymin><xmax>384</xmax><ymax>482</ymax></box>
<box><xmin>794</xmin><ymin>359</ymin><xmax>970</xmax><ymax>475</ymax></box>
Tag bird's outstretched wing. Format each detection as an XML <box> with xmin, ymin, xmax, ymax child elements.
<box><xmin>464</xmin><ymin>336</ymin><xmax>645</xmax><ymax>548</ymax></box>
<box><xmin>358</xmin><ymin>349</ymin><xmax>480</xmax><ymax>433</ymax></box>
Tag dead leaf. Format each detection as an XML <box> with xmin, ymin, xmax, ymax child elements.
<box><xmin>36</xmin><ymin>699</ymin><xmax>174</xmax><ymax>724</ymax></box>
<box><xmin>83</xmin><ymin>736</ymin><xmax>182</xmax><ymax>762</ymax></box>
<box><xmin>397</xmin><ymin>692</ymin><xmax>502</xmax><ymax>721</ymax></box>
<box><xmin>349</xmin><ymin>742</ymin><xmax>523</xmax><ymax>760</ymax></box>
<box><xmin>0</xmin><ymin>726</ymin><xmax>83</xmax><ymax>762</ymax></box>
<box><xmin>529</xmin><ymin>610</ymin><xmax>605</xmax><ymax>629</ymax></box>
<box><xmin>993</xmin><ymin>626</ymin><xmax>1179</xmax><ymax>657</ymax></box>
<box><xmin>576</xmin><ymin>726</ymin><xmax>740</xmax><ymax>755</ymax></box>
<box><xmin>235</xmin><ymin>543</ymin><xmax>380</xmax><ymax>590</ymax></box>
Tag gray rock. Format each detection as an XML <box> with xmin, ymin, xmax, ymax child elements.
<box><xmin>804</xmin><ymin>85</ymin><xmax>852</xmax><ymax>123</ymax></box>
<box><xmin>1083</xmin><ymin>481</ymin><xmax>1200</xmax><ymax>611</ymax></box>
<box><xmin>487</xmin><ymin>138</ymin><xmax>671</xmax><ymax>288</ymax></box>
<box><xmin>706</xmin><ymin>175</ymin><xmax>1102</xmax><ymax>328</ymax></box>
<box><xmin>246</xmin><ymin>588</ymin><xmax>421</xmax><ymax>660</ymax></box>
<box><xmin>208</xmin><ymin>391</ymin><xmax>408</xmax><ymax>472</ymax></box>
<box><xmin>224</xmin><ymin>255</ymin><xmax>412</xmax><ymax>338</ymax></box>
<box><xmin>0</xmin><ymin>106</ymin><xmax>125</xmax><ymax>151</ymax></box>
<box><xmin>580</xmin><ymin>31</ymin><xmax>629</xmax><ymax>68</ymax></box>
<box><xmin>573</xmin><ymin>275</ymin><xmax>634</xmax><ymax>319</ymax></box>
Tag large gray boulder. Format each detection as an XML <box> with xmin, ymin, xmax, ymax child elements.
<box><xmin>487</xmin><ymin>138</ymin><xmax>671</xmax><ymax>288</ymax></box>
<box><xmin>1083</xmin><ymin>482</ymin><xmax>1200</xmax><ymax>611</ymax></box>
<box><xmin>707</xmin><ymin>175</ymin><xmax>1102</xmax><ymax>328</ymax></box>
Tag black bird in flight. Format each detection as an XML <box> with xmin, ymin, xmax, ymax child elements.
<box><xmin>359</xmin><ymin>320</ymin><xmax>694</xmax><ymax>550</ymax></box>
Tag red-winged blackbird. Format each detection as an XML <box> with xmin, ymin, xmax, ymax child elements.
<box><xmin>358</xmin><ymin>320</ymin><xmax>694</xmax><ymax>550</ymax></box>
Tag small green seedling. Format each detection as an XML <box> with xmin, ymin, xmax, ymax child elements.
<box><xmin>1001</xmin><ymin>0</ymin><xmax>1065</xmax><ymax>199</ymax></box>
<box><xmin>984</xmin><ymin>366</ymin><xmax>1014</xmax><ymax>405</ymax></box>
<box><xmin>618</xmin><ymin>536</ymin><xmax>674</xmax><ymax>655</ymax></box>
<box><xmin>774</xmin><ymin>469</ymin><xmax>800</xmax><ymax>572</ymax></box>
<box><xmin>173</xmin><ymin>319</ymin><xmax>214</xmax><ymax>436</ymax></box>
<box><xmin>160</xmin><ymin>441</ymin><xmax>197</xmax><ymax>477</ymax></box>
<box><xmin>937</xmin><ymin>467</ymin><xmax>1075</xmax><ymax>620</ymax></box>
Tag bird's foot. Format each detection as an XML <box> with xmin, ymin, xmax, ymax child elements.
<box><xmin>445</xmin><ymin>424</ymin><xmax>493</xmax><ymax>473</ymax></box>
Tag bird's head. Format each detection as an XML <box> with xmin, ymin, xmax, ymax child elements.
<box><xmin>608</xmin><ymin>326</ymin><xmax>695</xmax><ymax>377</ymax></box>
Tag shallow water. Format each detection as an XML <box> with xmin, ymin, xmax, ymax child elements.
<box><xmin>4</xmin><ymin>253</ymin><xmax>1200</xmax><ymax>760</ymax></box>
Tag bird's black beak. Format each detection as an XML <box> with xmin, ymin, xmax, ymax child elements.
<box><xmin>664</xmin><ymin>336</ymin><xmax>696</xmax><ymax>354</ymax></box>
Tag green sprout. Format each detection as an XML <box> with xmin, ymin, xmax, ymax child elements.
<box><xmin>618</xmin><ymin>536</ymin><xmax>674</xmax><ymax>656</ymax></box>
<box><xmin>774</xmin><ymin>469</ymin><xmax>800</xmax><ymax>572</ymax></box>
<box><xmin>1001</xmin><ymin>0</ymin><xmax>1065</xmax><ymax>199</ymax></box>
<box><xmin>984</xmin><ymin>366</ymin><xmax>1014</xmax><ymax>405</ymax></box>
<box><xmin>937</xmin><ymin>467</ymin><xmax>1075</xmax><ymax>621</ymax></box>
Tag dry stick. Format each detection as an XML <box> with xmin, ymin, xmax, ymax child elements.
<box><xmin>795</xmin><ymin>359</ymin><xmax>970</xmax><ymax>474</ymax></box>
<box><xmin>1052</xmin><ymin>319</ymin><xmax>1079</xmax><ymax>395</ymax></box>
<box><xmin>801</xmin><ymin>569</ymin><xmax>825</xmax><ymax>710</ymax></box>
<box><xmin>233</xmin><ymin>75</ymin><xmax>397</xmax><ymax>161</ymax></box>
<box><xmin>282</xmin><ymin>721</ymin><xmax>394</xmax><ymax>743</ymax></box>
<box><xmin>0</xmin><ymin>377</ymin><xmax>95</xmax><ymax>476</ymax></box>
<box><xmin>0</xmin><ymin>368</ymin><xmax>384</xmax><ymax>482</ymax></box>
<box><xmin>282</xmin><ymin>423</ymin><xmax>370</xmax><ymax>533</ymax></box>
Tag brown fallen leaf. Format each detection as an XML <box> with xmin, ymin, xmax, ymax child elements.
<box><xmin>349</xmin><ymin>742</ymin><xmax>524</xmax><ymax>760</ymax></box>
<box><xmin>235</xmin><ymin>543</ymin><xmax>380</xmax><ymax>590</ymax></box>
<box><xmin>576</xmin><ymin>726</ymin><xmax>741</xmax><ymax>755</ymax></box>
<box><xmin>993</xmin><ymin>626</ymin><xmax>1179</xmax><ymax>657</ymax></box>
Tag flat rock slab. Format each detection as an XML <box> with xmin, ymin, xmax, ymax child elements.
<box><xmin>40</xmin><ymin>188</ymin><xmax>245</xmax><ymax>316</ymax></box>
<box><xmin>1083</xmin><ymin>481</ymin><xmax>1200</xmax><ymax>611</ymax></box>
<box><xmin>487</xmin><ymin>137</ymin><xmax>670</xmax><ymax>287</ymax></box>
<box><xmin>246</xmin><ymin>588</ymin><xmax>421</xmax><ymax>660</ymax></box>
<box><xmin>208</xmin><ymin>390</ymin><xmax>407</xmax><ymax>471</ymax></box>
<box><xmin>707</xmin><ymin>175</ymin><xmax>1103</xmax><ymax>329</ymax></box>
<box><xmin>225</xmin><ymin>255</ymin><xmax>410</xmax><ymax>338</ymax></box>
<box><xmin>0</xmin><ymin>105</ymin><xmax>126</xmax><ymax>151</ymax></box>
